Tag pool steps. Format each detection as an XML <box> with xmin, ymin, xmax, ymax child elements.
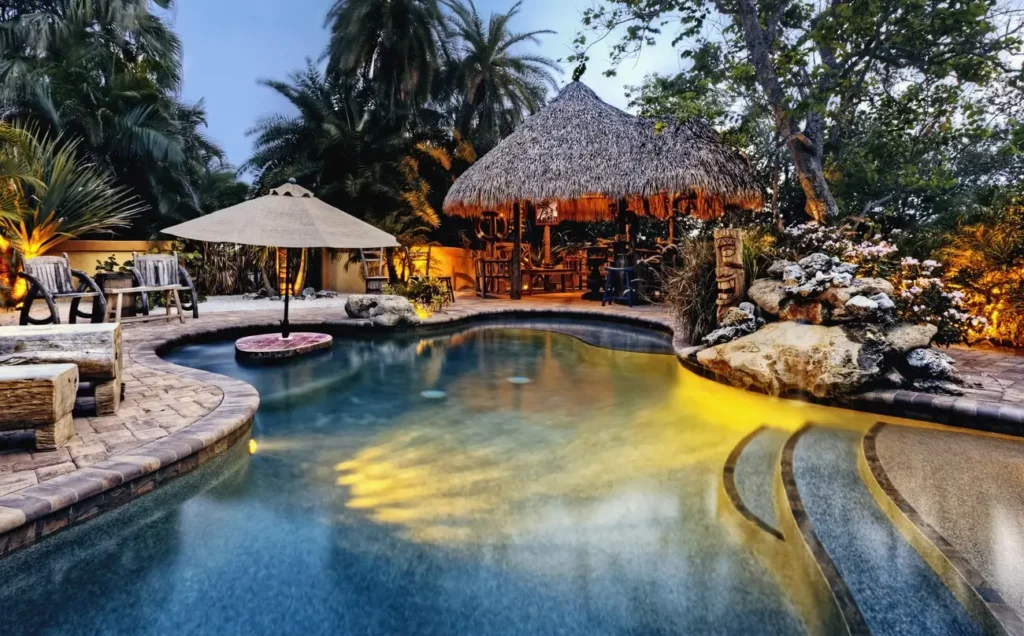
<box><xmin>722</xmin><ymin>424</ymin><xmax>1019</xmax><ymax>636</ymax></box>
<box><xmin>859</xmin><ymin>424</ymin><xmax>1024</xmax><ymax>636</ymax></box>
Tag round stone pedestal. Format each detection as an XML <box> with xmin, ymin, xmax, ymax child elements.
<box><xmin>235</xmin><ymin>332</ymin><xmax>333</xmax><ymax>361</ymax></box>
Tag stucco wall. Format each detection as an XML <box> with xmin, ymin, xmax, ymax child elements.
<box><xmin>50</xmin><ymin>240</ymin><xmax>176</xmax><ymax>274</ymax></box>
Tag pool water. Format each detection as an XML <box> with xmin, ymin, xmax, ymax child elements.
<box><xmin>0</xmin><ymin>320</ymin><xmax>979</xmax><ymax>635</ymax></box>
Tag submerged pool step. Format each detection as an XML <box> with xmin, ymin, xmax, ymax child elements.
<box><xmin>724</xmin><ymin>426</ymin><xmax>789</xmax><ymax>539</ymax></box>
<box><xmin>789</xmin><ymin>426</ymin><xmax>982</xmax><ymax>636</ymax></box>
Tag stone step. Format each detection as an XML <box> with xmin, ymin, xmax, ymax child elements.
<box><xmin>723</xmin><ymin>426</ymin><xmax>789</xmax><ymax>539</ymax></box>
<box><xmin>789</xmin><ymin>426</ymin><xmax>982</xmax><ymax>635</ymax></box>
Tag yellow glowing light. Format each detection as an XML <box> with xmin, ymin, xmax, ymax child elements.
<box><xmin>414</xmin><ymin>304</ymin><xmax>433</xmax><ymax>320</ymax></box>
<box><xmin>248</xmin><ymin>439</ymin><xmax>258</xmax><ymax>455</ymax></box>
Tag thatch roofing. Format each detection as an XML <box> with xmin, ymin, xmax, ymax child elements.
<box><xmin>443</xmin><ymin>82</ymin><xmax>763</xmax><ymax>222</ymax></box>
<box><xmin>163</xmin><ymin>182</ymin><xmax>399</xmax><ymax>249</ymax></box>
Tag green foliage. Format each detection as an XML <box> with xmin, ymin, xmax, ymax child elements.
<box><xmin>0</xmin><ymin>122</ymin><xmax>144</xmax><ymax>256</ymax></box>
<box><xmin>0</xmin><ymin>0</ymin><xmax>229</xmax><ymax>235</ymax></box>
<box><xmin>442</xmin><ymin>0</ymin><xmax>561</xmax><ymax>151</ymax></box>
<box><xmin>95</xmin><ymin>254</ymin><xmax>133</xmax><ymax>273</ymax></box>
<box><xmin>576</xmin><ymin>0</ymin><xmax>1023</xmax><ymax>223</ymax></box>
<box><xmin>384</xmin><ymin>277</ymin><xmax>453</xmax><ymax>313</ymax></box>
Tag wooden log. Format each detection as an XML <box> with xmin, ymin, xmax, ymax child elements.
<box><xmin>93</xmin><ymin>377</ymin><xmax>122</xmax><ymax>416</ymax></box>
<box><xmin>0</xmin><ymin>323</ymin><xmax>121</xmax><ymax>379</ymax></box>
<box><xmin>0</xmin><ymin>364</ymin><xmax>78</xmax><ymax>450</ymax></box>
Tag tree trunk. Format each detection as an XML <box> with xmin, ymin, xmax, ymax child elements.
<box><xmin>730</xmin><ymin>0</ymin><xmax>839</xmax><ymax>222</ymax></box>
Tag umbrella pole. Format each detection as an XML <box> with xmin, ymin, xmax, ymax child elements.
<box><xmin>282</xmin><ymin>247</ymin><xmax>291</xmax><ymax>339</ymax></box>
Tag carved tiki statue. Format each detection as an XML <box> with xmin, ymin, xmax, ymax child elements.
<box><xmin>714</xmin><ymin>228</ymin><xmax>745</xmax><ymax>321</ymax></box>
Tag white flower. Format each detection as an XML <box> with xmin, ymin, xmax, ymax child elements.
<box><xmin>909</xmin><ymin>286</ymin><xmax>922</xmax><ymax>295</ymax></box>
<box><xmin>901</xmin><ymin>257</ymin><xmax>920</xmax><ymax>266</ymax></box>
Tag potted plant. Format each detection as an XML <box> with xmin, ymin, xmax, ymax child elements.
<box><xmin>94</xmin><ymin>255</ymin><xmax>137</xmax><ymax>317</ymax></box>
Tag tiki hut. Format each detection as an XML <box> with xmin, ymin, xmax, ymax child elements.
<box><xmin>443</xmin><ymin>81</ymin><xmax>763</xmax><ymax>222</ymax></box>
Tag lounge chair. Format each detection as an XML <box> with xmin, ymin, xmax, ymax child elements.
<box><xmin>18</xmin><ymin>253</ymin><xmax>107</xmax><ymax>325</ymax></box>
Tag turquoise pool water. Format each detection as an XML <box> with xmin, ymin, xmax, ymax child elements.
<box><xmin>0</xmin><ymin>319</ymin><xmax>981</xmax><ymax>635</ymax></box>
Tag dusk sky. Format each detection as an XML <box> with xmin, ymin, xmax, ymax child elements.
<box><xmin>171</xmin><ymin>0</ymin><xmax>681</xmax><ymax>171</ymax></box>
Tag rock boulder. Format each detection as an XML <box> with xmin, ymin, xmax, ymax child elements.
<box><xmin>344</xmin><ymin>294</ymin><xmax>420</xmax><ymax>327</ymax></box>
<box><xmin>695</xmin><ymin>321</ymin><xmax>887</xmax><ymax>397</ymax></box>
<box><xmin>883</xmin><ymin>323</ymin><xmax>937</xmax><ymax>353</ymax></box>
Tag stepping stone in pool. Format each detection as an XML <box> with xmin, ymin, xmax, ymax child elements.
<box><xmin>421</xmin><ymin>389</ymin><xmax>447</xmax><ymax>399</ymax></box>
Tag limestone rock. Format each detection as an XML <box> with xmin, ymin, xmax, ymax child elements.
<box><xmin>301</xmin><ymin>287</ymin><xmax>316</xmax><ymax>300</ymax></box>
<box><xmin>749</xmin><ymin>278</ymin><xmax>787</xmax><ymax>315</ymax></box>
<box><xmin>768</xmin><ymin>260</ymin><xmax>797</xmax><ymax>279</ymax></box>
<box><xmin>822</xmin><ymin>278</ymin><xmax>895</xmax><ymax>320</ymax></box>
<box><xmin>798</xmin><ymin>253</ymin><xmax>838</xmax><ymax>276</ymax></box>
<box><xmin>882</xmin><ymin>368</ymin><xmax>909</xmax><ymax>388</ymax></box>
<box><xmin>702</xmin><ymin>308</ymin><xmax>760</xmax><ymax>346</ymax></box>
<box><xmin>677</xmin><ymin>344</ymin><xmax>708</xmax><ymax>361</ymax></box>
<box><xmin>778</xmin><ymin>299</ymin><xmax>829</xmax><ymax>324</ymax></box>
<box><xmin>883</xmin><ymin>323</ymin><xmax>938</xmax><ymax>353</ymax></box>
<box><xmin>904</xmin><ymin>348</ymin><xmax>962</xmax><ymax>383</ymax></box>
<box><xmin>911</xmin><ymin>378</ymin><xmax>965</xmax><ymax>396</ymax></box>
<box><xmin>316</xmin><ymin>290</ymin><xmax>339</xmax><ymax>299</ymax></box>
<box><xmin>695</xmin><ymin>321</ymin><xmax>887</xmax><ymax>397</ymax></box>
<box><xmin>345</xmin><ymin>294</ymin><xmax>420</xmax><ymax>327</ymax></box>
<box><xmin>782</xmin><ymin>264</ymin><xmax>807</xmax><ymax>288</ymax></box>
<box><xmin>739</xmin><ymin>301</ymin><xmax>757</xmax><ymax>315</ymax></box>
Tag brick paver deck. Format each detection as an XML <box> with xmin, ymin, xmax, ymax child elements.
<box><xmin>0</xmin><ymin>292</ymin><xmax>1019</xmax><ymax>543</ymax></box>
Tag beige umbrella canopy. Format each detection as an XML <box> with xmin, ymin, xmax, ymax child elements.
<box><xmin>163</xmin><ymin>181</ymin><xmax>399</xmax><ymax>249</ymax></box>
<box><xmin>163</xmin><ymin>181</ymin><xmax>398</xmax><ymax>338</ymax></box>
<box><xmin>443</xmin><ymin>81</ymin><xmax>763</xmax><ymax>222</ymax></box>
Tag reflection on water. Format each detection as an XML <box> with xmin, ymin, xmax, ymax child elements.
<box><xmin>0</xmin><ymin>320</ymin><xmax>892</xmax><ymax>635</ymax></box>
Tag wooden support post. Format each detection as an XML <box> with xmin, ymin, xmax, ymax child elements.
<box><xmin>543</xmin><ymin>226</ymin><xmax>551</xmax><ymax>266</ymax></box>
<box><xmin>511</xmin><ymin>201</ymin><xmax>522</xmax><ymax>300</ymax></box>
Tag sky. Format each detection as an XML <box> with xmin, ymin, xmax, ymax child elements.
<box><xmin>170</xmin><ymin>0</ymin><xmax>683</xmax><ymax>171</ymax></box>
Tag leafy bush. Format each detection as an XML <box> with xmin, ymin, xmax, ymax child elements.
<box><xmin>892</xmin><ymin>258</ymin><xmax>983</xmax><ymax>346</ymax></box>
<box><xmin>384</xmin><ymin>277</ymin><xmax>452</xmax><ymax>314</ymax></box>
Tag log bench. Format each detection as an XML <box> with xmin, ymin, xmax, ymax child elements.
<box><xmin>0</xmin><ymin>364</ymin><xmax>78</xmax><ymax>450</ymax></box>
<box><xmin>0</xmin><ymin>323</ymin><xmax>123</xmax><ymax>416</ymax></box>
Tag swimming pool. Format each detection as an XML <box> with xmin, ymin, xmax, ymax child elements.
<box><xmin>0</xmin><ymin>319</ymin><xmax>984</xmax><ymax>634</ymax></box>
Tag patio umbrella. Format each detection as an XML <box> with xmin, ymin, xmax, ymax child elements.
<box><xmin>163</xmin><ymin>180</ymin><xmax>399</xmax><ymax>338</ymax></box>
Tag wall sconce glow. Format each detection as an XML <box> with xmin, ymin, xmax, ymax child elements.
<box><xmin>248</xmin><ymin>439</ymin><xmax>258</xmax><ymax>455</ymax></box>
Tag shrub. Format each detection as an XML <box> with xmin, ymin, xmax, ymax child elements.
<box><xmin>664</xmin><ymin>237</ymin><xmax>718</xmax><ymax>344</ymax></box>
<box><xmin>384</xmin><ymin>277</ymin><xmax>452</xmax><ymax>314</ymax></box>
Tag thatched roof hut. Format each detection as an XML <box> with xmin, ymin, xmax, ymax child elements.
<box><xmin>443</xmin><ymin>82</ymin><xmax>763</xmax><ymax>222</ymax></box>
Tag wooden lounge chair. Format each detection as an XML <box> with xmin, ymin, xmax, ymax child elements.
<box><xmin>131</xmin><ymin>252</ymin><xmax>200</xmax><ymax>320</ymax></box>
<box><xmin>19</xmin><ymin>253</ymin><xmax>107</xmax><ymax>326</ymax></box>
<box><xmin>360</xmin><ymin>247</ymin><xmax>389</xmax><ymax>293</ymax></box>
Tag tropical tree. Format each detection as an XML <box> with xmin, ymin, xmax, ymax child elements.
<box><xmin>572</xmin><ymin>0</ymin><xmax>1024</xmax><ymax>222</ymax></box>
<box><xmin>442</xmin><ymin>0</ymin><xmax>561</xmax><ymax>151</ymax></box>
<box><xmin>325</xmin><ymin>0</ymin><xmax>444</xmax><ymax>117</ymax></box>
<box><xmin>0</xmin><ymin>122</ymin><xmax>143</xmax><ymax>265</ymax></box>
<box><xmin>0</xmin><ymin>0</ymin><xmax>223</xmax><ymax>234</ymax></box>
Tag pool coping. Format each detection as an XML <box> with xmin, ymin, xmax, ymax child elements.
<box><xmin>0</xmin><ymin>304</ymin><xmax>1020</xmax><ymax>558</ymax></box>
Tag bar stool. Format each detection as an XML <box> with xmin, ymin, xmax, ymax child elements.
<box><xmin>602</xmin><ymin>266</ymin><xmax>635</xmax><ymax>307</ymax></box>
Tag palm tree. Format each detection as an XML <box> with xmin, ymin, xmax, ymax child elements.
<box><xmin>0</xmin><ymin>1</ymin><xmax>221</xmax><ymax>233</ymax></box>
<box><xmin>442</xmin><ymin>0</ymin><xmax>560</xmax><ymax>150</ymax></box>
<box><xmin>325</xmin><ymin>0</ymin><xmax>444</xmax><ymax>117</ymax></box>
<box><xmin>0</xmin><ymin>122</ymin><xmax>144</xmax><ymax>259</ymax></box>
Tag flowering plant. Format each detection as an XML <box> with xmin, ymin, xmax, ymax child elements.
<box><xmin>892</xmin><ymin>258</ymin><xmax>986</xmax><ymax>345</ymax></box>
<box><xmin>780</xmin><ymin>222</ymin><xmax>851</xmax><ymax>258</ymax></box>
